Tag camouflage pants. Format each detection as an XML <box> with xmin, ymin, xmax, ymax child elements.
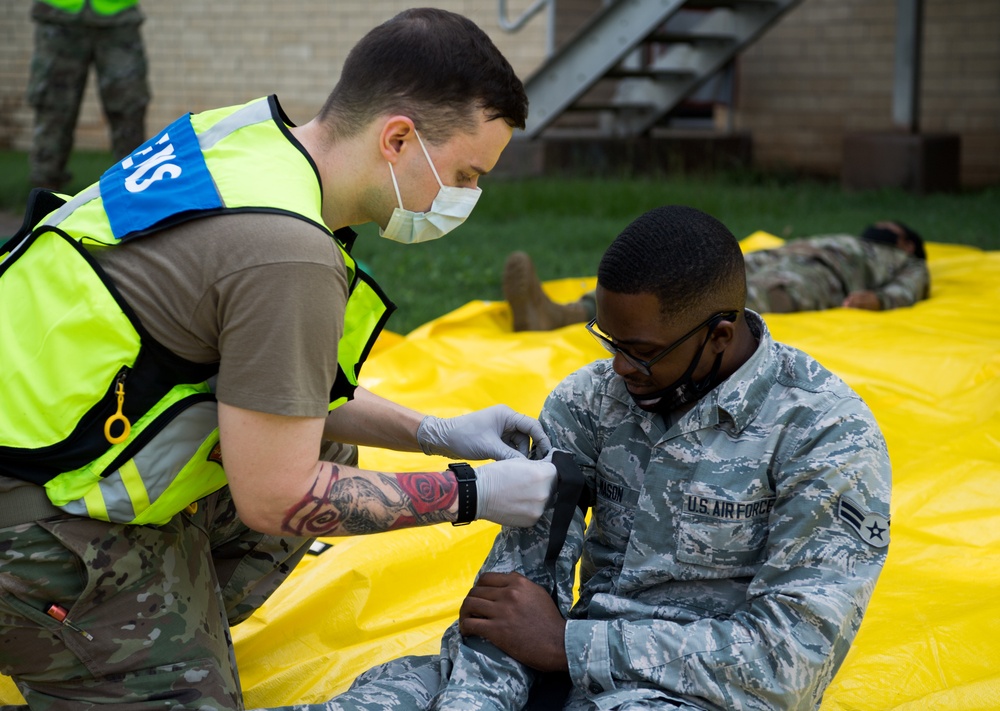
<box><xmin>259</xmin><ymin>654</ymin><xmax>443</xmax><ymax>711</ymax></box>
<box><xmin>0</xmin><ymin>443</ymin><xmax>357</xmax><ymax>711</ymax></box>
<box><xmin>258</xmin><ymin>648</ymin><xmax>695</xmax><ymax>710</ymax></box>
<box><xmin>744</xmin><ymin>251</ymin><xmax>847</xmax><ymax>314</ymax></box>
<box><xmin>27</xmin><ymin>20</ymin><xmax>150</xmax><ymax>189</ymax></box>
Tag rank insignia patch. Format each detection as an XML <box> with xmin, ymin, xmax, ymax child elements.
<box><xmin>838</xmin><ymin>495</ymin><xmax>890</xmax><ymax>548</ymax></box>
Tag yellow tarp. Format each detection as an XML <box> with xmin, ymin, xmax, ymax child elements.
<box><xmin>3</xmin><ymin>233</ymin><xmax>998</xmax><ymax>708</ymax></box>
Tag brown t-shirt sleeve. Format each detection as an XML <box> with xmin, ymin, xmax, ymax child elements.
<box><xmin>94</xmin><ymin>212</ymin><xmax>348</xmax><ymax>419</ymax></box>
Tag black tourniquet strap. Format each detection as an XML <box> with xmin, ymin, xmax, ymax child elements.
<box><xmin>526</xmin><ymin>450</ymin><xmax>592</xmax><ymax>710</ymax></box>
<box><xmin>543</xmin><ymin>450</ymin><xmax>588</xmax><ymax>602</ymax></box>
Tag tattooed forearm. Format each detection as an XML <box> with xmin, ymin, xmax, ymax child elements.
<box><xmin>282</xmin><ymin>464</ymin><xmax>458</xmax><ymax>536</ymax></box>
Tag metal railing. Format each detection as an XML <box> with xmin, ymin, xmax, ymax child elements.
<box><xmin>498</xmin><ymin>0</ymin><xmax>556</xmax><ymax>57</ymax></box>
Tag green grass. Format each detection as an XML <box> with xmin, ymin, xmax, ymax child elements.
<box><xmin>352</xmin><ymin>174</ymin><xmax>1000</xmax><ymax>332</ymax></box>
<box><xmin>3</xmin><ymin>149</ymin><xmax>998</xmax><ymax>334</ymax></box>
<box><xmin>0</xmin><ymin>149</ymin><xmax>115</xmax><ymax>211</ymax></box>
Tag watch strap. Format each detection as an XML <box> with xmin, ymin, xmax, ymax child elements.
<box><xmin>449</xmin><ymin>462</ymin><xmax>477</xmax><ymax>526</ymax></box>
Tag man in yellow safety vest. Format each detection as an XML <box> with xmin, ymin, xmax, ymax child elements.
<box><xmin>0</xmin><ymin>8</ymin><xmax>556</xmax><ymax>708</ymax></box>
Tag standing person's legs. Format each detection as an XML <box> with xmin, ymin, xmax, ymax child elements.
<box><xmin>92</xmin><ymin>22</ymin><xmax>149</xmax><ymax>161</ymax></box>
<box><xmin>27</xmin><ymin>22</ymin><xmax>92</xmax><ymax>190</ymax></box>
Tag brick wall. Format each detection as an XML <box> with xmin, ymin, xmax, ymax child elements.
<box><xmin>0</xmin><ymin>1</ymin><xmax>548</xmax><ymax>151</ymax></box>
<box><xmin>736</xmin><ymin>0</ymin><xmax>1000</xmax><ymax>186</ymax></box>
<box><xmin>1</xmin><ymin>0</ymin><xmax>997</xmax><ymax>186</ymax></box>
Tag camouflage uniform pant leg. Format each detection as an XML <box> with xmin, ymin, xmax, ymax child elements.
<box><xmin>253</xmin><ymin>655</ymin><xmax>443</xmax><ymax>711</ymax></box>
<box><xmin>199</xmin><ymin>488</ymin><xmax>312</xmax><ymax>632</ymax></box>
<box><xmin>745</xmin><ymin>254</ymin><xmax>846</xmax><ymax>313</ymax></box>
<box><xmin>205</xmin><ymin>442</ymin><xmax>358</xmax><ymax>627</ymax></box>
<box><xmin>27</xmin><ymin>21</ymin><xmax>93</xmax><ymax>189</ymax></box>
<box><xmin>563</xmin><ymin>688</ymin><xmax>701</xmax><ymax>710</ymax></box>
<box><xmin>0</xmin><ymin>511</ymin><xmax>244</xmax><ymax>710</ymax></box>
<box><xmin>0</xmin><ymin>444</ymin><xmax>356</xmax><ymax>709</ymax></box>
<box><xmin>90</xmin><ymin>22</ymin><xmax>149</xmax><ymax>160</ymax></box>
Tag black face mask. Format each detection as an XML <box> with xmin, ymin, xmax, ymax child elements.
<box><xmin>861</xmin><ymin>223</ymin><xmax>926</xmax><ymax>260</ymax></box>
<box><xmin>627</xmin><ymin>331</ymin><xmax>724</xmax><ymax>414</ymax></box>
<box><xmin>861</xmin><ymin>225</ymin><xmax>901</xmax><ymax>248</ymax></box>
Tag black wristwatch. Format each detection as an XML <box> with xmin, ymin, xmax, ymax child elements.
<box><xmin>448</xmin><ymin>462</ymin><xmax>477</xmax><ymax>526</ymax></box>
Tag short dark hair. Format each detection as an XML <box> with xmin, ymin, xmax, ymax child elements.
<box><xmin>861</xmin><ymin>221</ymin><xmax>926</xmax><ymax>260</ymax></box>
<box><xmin>598</xmin><ymin>205</ymin><xmax>746</xmax><ymax>320</ymax></box>
<box><xmin>318</xmin><ymin>8</ymin><xmax>528</xmax><ymax>143</ymax></box>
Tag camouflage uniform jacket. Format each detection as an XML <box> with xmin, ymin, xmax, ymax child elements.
<box><xmin>432</xmin><ymin>312</ymin><xmax>891</xmax><ymax>711</ymax></box>
<box><xmin>769</xmin><ymin>233</ymin><xmax>929</xmax><ymax>309</ymax></box>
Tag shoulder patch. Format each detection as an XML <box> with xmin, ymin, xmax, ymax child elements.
<box><xmin>838</xmin><ymin>495</ymin><xmax>889</xmax><ymax>548</ymax></box>
<box><xmin>100</xmin><ymin>113</ymin><xmax>222</xmax><ymax>240</ymax></box>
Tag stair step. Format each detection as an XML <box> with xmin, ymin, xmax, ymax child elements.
<box><xmin>520</xmin><ymin>0</ymin><xmax>804</xmax><ymax>138</ymax></box>
<box><xmin>605</xmin><ymin>68</ymin><xmax>697</xmax><ymax>80</ymax></box>
<box><xmin>646</xmin><ymin>31</ymin><xmax>737</xmax><ymax>45</ymax></box>
<box><xmin>683</xmin><ymin>0</ymin><xmax>780</xmax><ymax>8</ymax></box>
<box><xmin>564</xmin><ymin>102</ymin><xmax>659</xmax><ymax>113</ymax></box>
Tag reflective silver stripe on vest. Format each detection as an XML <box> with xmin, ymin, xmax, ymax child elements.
<box><xmin>198</xmin><ymin>99</ymin><xmax>273</xmax><ymax>151</ymax></box>
<box><xmin>36</xmin><ymin>99</ymin><xmax>272</xmax><ymax>235</ymax></box>
<box><xmin>1</xmin><ymin>183</ymin><xmax>103</xmax><ymax>267</ymax></box>
<box><xmin>37</xmin><ymin>183</ymin><xmax>102</xmax><ymax>230</ymax></box>
<box><xmin>57</xmin><ymin>401</ymin><xmax>219</xmax><ymax>521</ymax></box>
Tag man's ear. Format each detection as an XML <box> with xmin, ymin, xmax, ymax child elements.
<box><xmin>709</xmin><ymin>319</ymin><xmax>736</xmax><ymax>353</ymax></box>
<box><xmin>379</xmin><ymin>116</ymin><xmax>416</xmax><ymax>164</ymax></box>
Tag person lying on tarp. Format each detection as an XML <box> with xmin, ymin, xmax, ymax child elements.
<box><xmin>503</xmin><ymin>219</ymin><xmax>928</xmax><ymax>331</ymax></box>
<box><xmin>289</xmin><ymin>205</ymin><xmax>892</xmax><ymax>711</ymax></box>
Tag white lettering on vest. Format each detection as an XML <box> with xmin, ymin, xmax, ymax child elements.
<box><xmin>123</xmin><ymin>134</ymin><xmax>182</xmax><ymax>193</ymax></box>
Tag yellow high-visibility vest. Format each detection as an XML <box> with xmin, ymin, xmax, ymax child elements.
<box><xmin>37</xmin><ymin>0</ymin><xmax>140</xmax><ymax>16</ymax></box>
<box><xmin>0</xmin><ymin>96</ymin><xmax>394</xmax><ymax>524</ymax></box>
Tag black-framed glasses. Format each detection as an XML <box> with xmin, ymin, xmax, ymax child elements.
<box><xmin>586</xmin><ymin>310</ymin><xmax>739</xmax><ymax>376</ymax></box>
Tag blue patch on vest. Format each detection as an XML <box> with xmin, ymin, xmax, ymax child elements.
<box><xmin>99</xmin><ymin>114</ymin><xmax>222</xmax><ymax>240</ymax></box>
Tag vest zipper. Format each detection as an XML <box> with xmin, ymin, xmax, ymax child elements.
<box><xmin>0</xmin><ymin>366</ymin><xmax>132</xmax><ymax>463</ymax></box>
<box><xmin>98</xmin><ymin>392</ymin><xmax>216</xmax><ymax>479</ymax></box>
<box><xmin>103</xmin><ymin>369</ymin><xmax>131</xmax><ymax>444</ymax></box>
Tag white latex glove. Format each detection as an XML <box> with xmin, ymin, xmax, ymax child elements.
<box><xmin>416</xmin><ymin>405</ymin><xmax>552</xmax><ymax>461</ymax></box>
<box><xmin>474</xmin><ymin>457</ymin><xmax>558</xmax><ymax>527</ymax></box>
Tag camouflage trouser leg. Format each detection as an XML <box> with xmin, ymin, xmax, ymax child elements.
<box><xmin>745</xmin><ymin>253</ymin><xmax>846</xmax><ymax>314</ymax></box>
<box><xmin>0</xmin><ymin>444</ymin><xmax>356</xmax><ymax>710</ymax></box>
<box><xmin>27</xmin><ymin>22</ymin><xmax>92</xmax><ymax>190</ymax></box>
<box><xmin>91</xmin><ymin>23</ymin><xmax>149</xmax><ymax>161</ymax></box>
<box><xmin>563</xmin><ymin>689</ymin><xmax>695</xmax><ymax>710</ymax></box>
<box><xmin>254</xmin><ymin>655</ymin><xmax>443</xmax><ymax>711</ymax></box>
<box><xmin>218</xmin><ymin>441</ymin><xmax>358</xmax><ymax>628</ymax></box>
<box><xmin>0</xmin><ymin>500</ymin><xmax>249</xmax><ymax>709</ymax></box>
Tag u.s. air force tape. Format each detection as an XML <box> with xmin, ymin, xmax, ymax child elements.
<box><xmin>838</xmin><ymin>495</ymin><xmax>890</xmax><ymax>548</ymax></box>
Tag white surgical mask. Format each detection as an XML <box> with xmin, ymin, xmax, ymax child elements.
<box><xmin>379</xmin><ymin>130</ymin><xmax>482</xmax><ymax>244</ymax></box>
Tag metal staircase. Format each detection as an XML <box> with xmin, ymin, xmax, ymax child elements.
<box><xmin>520</xmin><ymin>0</ymin><xmax>805</xmax><ymax>139</ymax></box>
